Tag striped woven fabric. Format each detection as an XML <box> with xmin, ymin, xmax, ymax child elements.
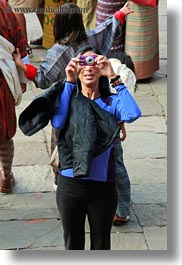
<box><xmin>0</xmin><ymin>139</ymin><xmax>14</xmax><ymax>178</ymax></box>
<box><xmin>125</xmin><ymin>1</ymin><xmax>159</xmax><ymax>79</ymax></box>
<box><xmin>96</xmin><ymin>0</ymin><xmax>127</xmax><ymax>52</ymax></box>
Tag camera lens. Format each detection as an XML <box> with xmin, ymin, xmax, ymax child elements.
<box><xmin>85</xmin><ymin>56</ymin><xmax>95</xmax><ymax>66</ymax></box>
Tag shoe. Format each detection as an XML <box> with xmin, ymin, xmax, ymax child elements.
<box><xmin>30</xmin><ymin>37</ymin><xmax>43</xmax><ymax>47</ymax></box>
<box><xmin>0</xmin><ymin>171</ymin><xmax>15</xmax><ymax>193</ymax></box>
<box><xmin>113</xmin><ymin>214</ymin><xmax>130</xmax><ymax>226</ymax></box>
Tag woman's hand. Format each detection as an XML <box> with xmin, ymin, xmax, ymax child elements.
<box><xmin>95</xmin><ymin>55</ymin><xmax>117</xmax><ymax>80</ymax></box>
<box><xmin>65</xmin><ymin>57</ymin><xmax>80</xmax><ymax>83</ymax></box>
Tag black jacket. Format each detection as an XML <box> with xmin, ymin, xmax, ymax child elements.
<box><xmin>18</xmin><ymin>80</ymin><xmax>120</xmax><ymax>177</ymax></box>
<box><xmin>57</xmin><ymin>90</ymin><xmax>120</xmax><ymax>177</ymax></box>
<box><xmin>19</xmin><ymin>80</ymin><xmax>65</xmax><ymax>136</ymax></box>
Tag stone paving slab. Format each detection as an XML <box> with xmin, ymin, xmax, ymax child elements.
<box><xmin>15</xmin><ymin>99</ymin><xmax>34</xmax><ymax>113</ymax></box>
<box><xmin>125</xmin><ymin>116</ymin><xmax>167</xmax><ymax>133</ymax></box>
<box><xmin>14</xmin><ymin>127</ymin><xmax>46</xmax><ymax>144</ymax></box>
<box><xmin>0</xmin><ymin>192</ymin><xmax>56</xmax><ymax>210</ymax></box>
<box><xmin>144</xmin><ymin>226</ymin><xmax>167</xmax><ymax>250</ymax></box>
<box><xmin>152</xmin><ymin>78</ymin><xmax>168</xmax><ymax>96</ymax></box>
<box><xmin>133</xmin><ymin>204</ymin><xmax>167</xmax><ymax>227</ymax></box>
<box><xmin>12</xmin><ymin>165</ymin><xmax>55</xmax><ymax>193</ymax></box>
<box><xmin>110</xmin><ymin>233</ymin><xmax>148</xmax><ymax>250</ymax></box>
<box><xmin>125</xmin><ymin>158</ymin><xmax>167</xmax><ymax>184</ymax></box>
<box><xmin>122</xmin><ymin>132</ymin><xmax>167</xmax><ymax>159</ymax></box>
<box><xmin>135</xmin><ymin>96</ymin><xmax>164</xmax><ymax>116</ymax></box>
<box><xmin>135</xmin><ymin>83</ymin><xmax>153</xmax><ymax>97</ymax></box>
<box><xmin>131</xmin><ymin>184</ymin><xmax>167</xmax><ymax>204</ymax></box>
<box><xmin>0</xmin><ymin>208</ymin><xmax>59</xmax><ymax>222</ymax></box>
<box><xmin>0</xmin><ymin>219</ymin><xmax>64</xmax><ymax>250</ymax></box>
<box><xmin>13</xmin><ymin>142</ymin><xmax>50</xmax><ymax>166</ymax></box>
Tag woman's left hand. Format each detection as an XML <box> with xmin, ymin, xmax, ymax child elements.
<box><xmin>95</xmin><ymin>55</ymin><xmax>117</xmax><ymax>80</ymax></box>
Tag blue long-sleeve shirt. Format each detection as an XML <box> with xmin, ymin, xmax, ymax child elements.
<box><xmin>51</xmin><ymin>81</ymin><xmax>141</xmax><ymax>182</ymax></box>
<box><xmin>51</xmin><ymin>82</ymin><xmax>141</xmax><ymax>129</ymax></box>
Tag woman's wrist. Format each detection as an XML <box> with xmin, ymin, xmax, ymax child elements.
<box><xmin>66</xmin><ymin>78</ymin><xmax>76</xmax><ymax>83</ymax></box>
<box><xmin>110</xmin><ymin>75</ymin><xmax>124</xmax><ymax>88</ymax></box>
<box><xmin>110</xmin><ymin>75</ymin><xmax>120</xmax><ymax>84</ymax></box>
<box><xmin>66</xmin><ymin>80</ymin><xmax>76</xmax><ymax>84</ymax></box>
<box><xmin>108</xmin><ymin>72</ymin><xmax>117</xmax><ymax>80</ymax></box>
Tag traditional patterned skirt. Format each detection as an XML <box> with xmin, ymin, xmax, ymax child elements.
<box><xmin>0</xmin><ymin>70</ymin><xmax>16</xmax><ymax>144</ymax></box>
<box><xmin>125</xmin><ymin>1</ymin><xmax>159</xmax><ymax>79</ymax></box>
<box><xmin>96</xmin><ymin>0</ymin><xmax>127</xmax><ymax>53</ymax></box>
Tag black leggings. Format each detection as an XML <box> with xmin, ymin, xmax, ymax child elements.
<box><xmin>56</xmin><ymin>176</ymin><xmax>117</xmax><ymax>250</ymax></box>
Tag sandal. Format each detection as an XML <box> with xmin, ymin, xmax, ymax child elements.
<box><xmin>0</xmin><ymin>171</ymin><xmax>15</xmax><ymax>193</ymax></box>
<box><xmin>113</xmin><ymin>214</ymin><xmax>130</xmax><ymax>226</ymax></box>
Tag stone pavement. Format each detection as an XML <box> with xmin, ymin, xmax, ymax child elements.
<box><xmin>0</xmin><ymin>0</ymin><xmax>167</xmax><ymax>250</ymax></box>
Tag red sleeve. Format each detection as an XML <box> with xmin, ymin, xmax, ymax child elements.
<box><xmin>114</xmin><ymin>10</ymin><xmax>125</xmax><ymax>25</ymax></box>
<box><xmin>25</xmin><ymin>64</ymin><xmax>38</xmax><ymax>81</ymax></box>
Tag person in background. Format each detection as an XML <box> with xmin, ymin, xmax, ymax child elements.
<box><xmin>96</xmin><ymin>0</ymin><xmax>136</xmax><ymax>224</ymax></box>
<box><xmin>29</xmin><ymin>0</ymin><xmax>44</xmax><ymax>46</ymax></box>
<box><xmin>96</xmin><ymin>0</ymin><xmax>127</xmax><ymax>61</ymax></box>
<box><xmin>8</xmin><ymin>0</ymin><xmax>44</xmax><ymax>55</ymax></box>
<box><xmin>52</xmin><ymin>46</ymin><xmax>141</xmax><ymax>249</ymax></box>
<box><xmin>76</xmin><ymin>0</ymin><xmax>97</xmax><ymax>30</ymax></box>
<box><xmin>0</xmin><ymin>0</ymin><xmax>29</xmax><ymax>193</ymax></box>
<box><xmin>124</xmin><ymin>0</ymin><xmax>159</xmax><ymax>79</ymax></box>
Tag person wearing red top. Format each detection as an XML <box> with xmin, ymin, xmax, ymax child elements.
<box><xmin>0</xmin><ymin>0</ymin><xmax>28</xmax><ymax>193</ymax></box>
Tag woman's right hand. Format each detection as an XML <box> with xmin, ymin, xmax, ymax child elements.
<box><xmin>65</xmin><ymin>57</ymin><xmax>80</xmax><ymax>83</ymax></box>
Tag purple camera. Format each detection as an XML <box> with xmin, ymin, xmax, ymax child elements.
<box><xmin>79</xmin><ymin>55</ymin><xmax>97</xmax><ymax>66</ymax></box>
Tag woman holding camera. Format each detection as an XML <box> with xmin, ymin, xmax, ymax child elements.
<box><xmin>51</xmin><ymin>46</ymin><xmax>141</xmax><ymax>250</ymax></box>
<box><xmin>13</xmin><ymin>1</ymin><xmax>133</xmax><ymax>179</ymax></box>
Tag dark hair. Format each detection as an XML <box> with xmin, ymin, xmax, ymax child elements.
<box><xmin>119</xmin><ymin>52</ymin><xmax>135</xmax><ymax>73</ymax></box>
<box><xmin>53</xmin><ymin>3</ymin><xmax>87</xmax><ymax>45</ymax></box>
<box><xmin>76</xmin><ymin>46</ymin><xmax>112</xmax><ymax>97</ymax></box>
<box><xmin>76</xmin><ymin>46</ymin><xmax>102</xmax><ymax>56</ymax></box>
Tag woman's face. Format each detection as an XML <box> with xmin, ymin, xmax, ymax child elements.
<box><xmin>78</xmin><ymin>51</ymin><xmax>101</xmax><ymax>87</ymax></box>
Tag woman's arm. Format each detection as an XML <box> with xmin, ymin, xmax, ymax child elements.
<box><xmin>51</xmin><ymin>82</ymin><xmax>76</xmax><ymax>130</ymax></box>
<box><xmin>95</xmin><ymin>55</ymin><xmax>141</xmax><ymax>123</ymax></box>
<box><xmin>51</xmin><ymin>57</ymin><xmax>81</xmax><ymax>129</ymax></box>
<box><xmin>115</xmin><ymin>83</ymin><xmax>141</xmax><ymax>123</ymax></box>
